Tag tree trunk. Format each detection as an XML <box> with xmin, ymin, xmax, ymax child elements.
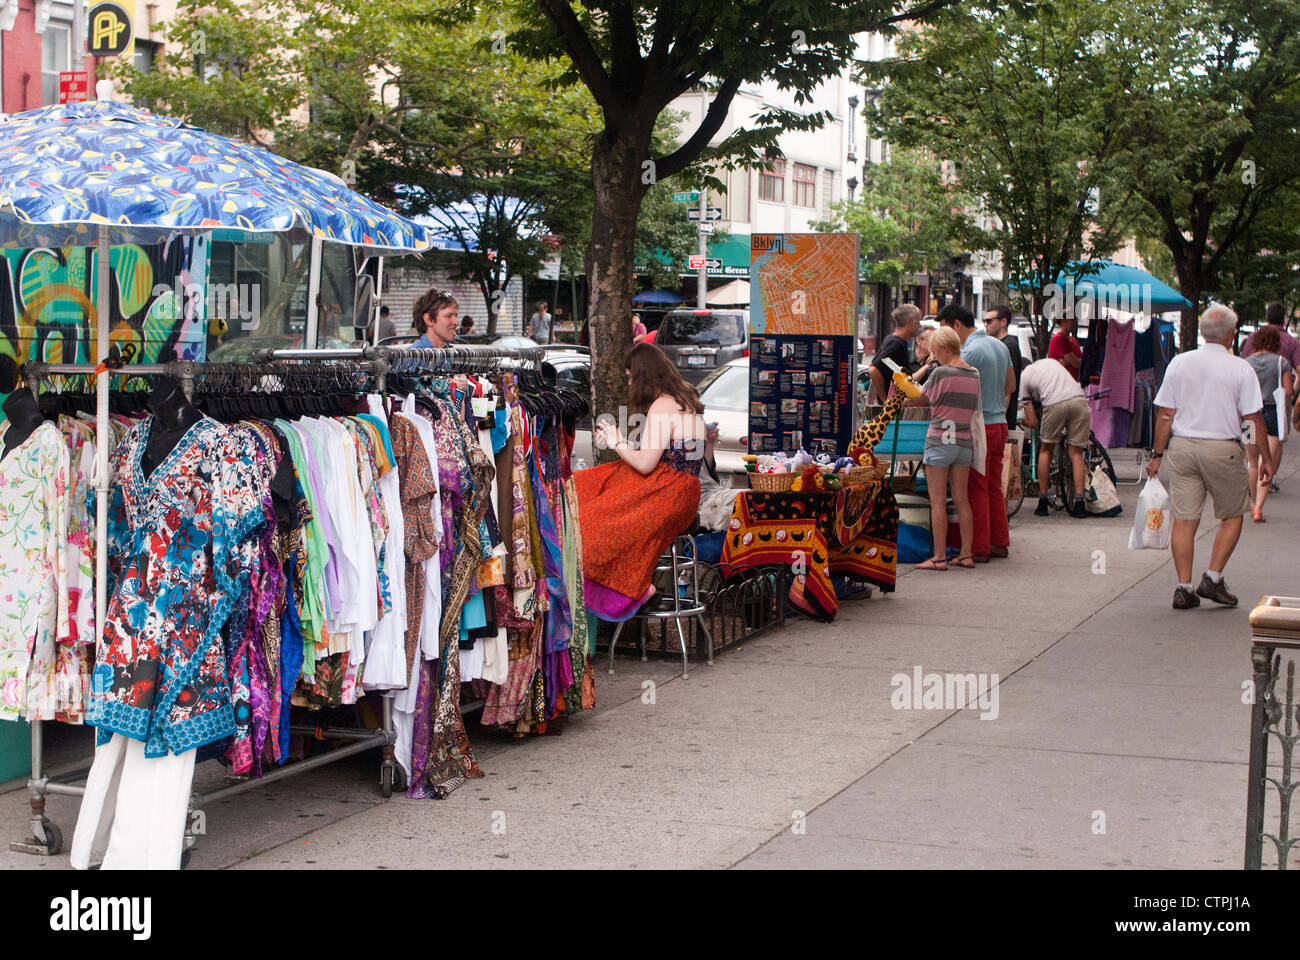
<box><xmin>1174</xmin><ymin>261</ymin><xmax>1202</xmax><ymax>354</ymax></box>
<box><xmin>586</xmin><ymin>127</ymin><xmax>651</xmax><ymax>463</ymax></box>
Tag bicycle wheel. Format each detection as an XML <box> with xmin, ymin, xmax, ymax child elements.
<box><xmin>1084</xmin><ymin>435</ymin><xmax>1117</xmax><ymax>486</ymax></box>
<box><xmin>1052</xmin><ymin>441</ymin><xmax>1072</xmax><ymax>507</ymax></box>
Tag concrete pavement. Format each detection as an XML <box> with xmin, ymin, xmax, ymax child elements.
<box><xmin>3</xmin><ymin>448</ymin><xmax>1294</xmax><ymax>870</ymax></box>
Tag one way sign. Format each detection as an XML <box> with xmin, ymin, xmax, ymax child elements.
<box><xmin>687</xmin><ymin>207</ymin><xmax>723</xmax><ymax>221</ymax></box>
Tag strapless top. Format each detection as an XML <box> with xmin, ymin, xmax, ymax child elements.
<box><xmin>660</xmin><ymin>438</ymin><xmax>704</xmax><ymax>478</ymax></box>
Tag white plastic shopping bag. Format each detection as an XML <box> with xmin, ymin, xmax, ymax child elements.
<box><xmin>1128</xmin><ymin>476</ymin><xmax>1171</xmax><ymax>550</ymax></box>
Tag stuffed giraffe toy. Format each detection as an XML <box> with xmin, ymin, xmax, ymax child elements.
<box><xmin>848</xmin><ymin>368</ymin><xmax>923</xmax><ymax>457</ymax></box>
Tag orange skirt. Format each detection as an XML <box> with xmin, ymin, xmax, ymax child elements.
<box><xmin>574</xmin><ymin>459</ymin><xmax>700</xmax><ymax>619</ymax></box>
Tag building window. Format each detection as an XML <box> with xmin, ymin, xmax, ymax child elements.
<box><xmin>134</xmin><ymin>40</ymin><xmax>160</xmax><ymax>74</ymax></box>
<box><xmin>41</xmin><ymin>23</ymin><xmax>71</xmax><ymax>106</ymax></box>
<box><xmin>792</xmin><ymin>163</ymin><xmax>817</xmax><ymax>207</ymax></box>
<box><xmin>759</xmin><ymin>159</ymin><xmax>785</xmax><ymax>203</ymax></box>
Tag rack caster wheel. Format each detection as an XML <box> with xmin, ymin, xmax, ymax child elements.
<box><xmin>381</xmin><ymin>762</ymin><xmax>407</xmax><ymax>797</ymax></box>
<box><xmin>9</xmin><ymin>819</ymin><xmax>62</xmax><ymax>856</ymax></box>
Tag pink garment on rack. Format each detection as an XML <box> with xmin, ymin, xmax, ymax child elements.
<box><xmin>1098</xmin><ymin>318</ymin><xmax>1136</xmax><ymax>412</ymax></box>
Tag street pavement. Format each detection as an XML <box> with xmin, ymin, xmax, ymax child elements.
<box><xmin>3</xmin><ymin>448</ymin><xmax>1295</xmax><ymax>870</ymax></box>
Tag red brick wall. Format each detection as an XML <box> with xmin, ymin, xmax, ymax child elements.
<box><xmin>2</xmin><ymin>3</ymin><xmax>42</xmax><ymax>113</ymax></box>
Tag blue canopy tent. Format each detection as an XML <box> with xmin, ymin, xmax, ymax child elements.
<box><xmin>633</xmin><ymin>288</ymin><xmax>686</xmax><ymax>306</ymax></box>
<box><xmin>1012</xmin><ymin>259</ymin><xmax>1191</xmax><ymax>314</ymax></box>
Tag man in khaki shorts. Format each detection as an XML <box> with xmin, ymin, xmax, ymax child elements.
<box><xmin>1020</xmin><ymin>357</ymin><xmax>1092</xmax><ymax>517</ymax></box>
<box><xmin>1147</xmin><ymin>304</ymin><xmax>1273</xmax><ymax>609</ymax></box>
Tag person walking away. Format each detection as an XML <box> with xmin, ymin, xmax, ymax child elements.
<box><xmin>1148</xmin><ymin>303</ymin><xmax>1273</xmax><ymax>609</ymax></box>
<box><xmin>1244</xmin><ymin>323</ymin><xmax>1293</xmax><ymax>522</ymax></box>
<box><xmin>985</xmin><ymin>304</ymin><xmax>1023</xmax><ymax>425</ymax></box>
<box><xmin>939</xmin><ymin>303</ymin><xmax>1014</xmax><ymax>561</ymax></box>
<box><xmin>1242</xmin><ymin>302</ymin><xmax>1300</xmax><ymax>492</ymax></box>
<box><xmin>1019</xmin><ymin>358</ymin><xmax>1091</xmax><ymax>516</ymax></box>
<box><xmin>529</xmin><ymin>301</ymin><xmax>553</xmax><ymax>343</ymax></box>
<box><xmin>1049</xmin><ymin>314</ymin><xmax>1083</xmax><ymax>378</ymax></box>
<box><xmin>910</xmin><ymin>326</ymin><xmax>980</xmax><ymax>569</ymax></box>
<box><xmin>868</xmin><ymin>305</ymin><xmax>922</xmax><ymax>404</ymax></box>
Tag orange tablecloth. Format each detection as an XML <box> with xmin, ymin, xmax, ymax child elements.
<box><xmin>719</xmin><ymin>481</ymin><xmax>898</xmax><ymax>621</ymax></box>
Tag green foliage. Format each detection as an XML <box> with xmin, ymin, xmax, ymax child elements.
<box><xmin>112</xmin><ymin>0</ymin><xmax>600</xmax><ymax>328</ymax></box>
<box><xmin>864</xmin><ymin>0</ymin><xmax>1141</xmax><ymax>348</ymax></box>
<box><xmin>1108</xmin><ymin>0</ymin><xmax>1300</xmax><ymax>346</ymax></box>
<box><xmin>813</xmin><ymin>145</ymin><xmax>972</xmax><ymax>295</ymax></box>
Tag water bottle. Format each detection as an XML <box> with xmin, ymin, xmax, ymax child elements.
<box><xmin>677</xmin><ymin>569</ymin><xmax>689</xmax><ymax>600</ymax></box>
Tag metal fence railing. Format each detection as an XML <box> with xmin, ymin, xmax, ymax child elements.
<box><xmin>1246</xmin><ymin>596</ymin><xmax>1300</xmax><ymax>870</ymax></box>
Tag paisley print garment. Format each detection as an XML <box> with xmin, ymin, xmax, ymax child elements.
<box><xmin>88</xmin><ymin>417</ymin><xmax>265</xmax><ymax>757</ymax></box>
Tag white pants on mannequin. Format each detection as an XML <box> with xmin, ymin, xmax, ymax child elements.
<box><xmin>71</xmin><ymin>733</ymin><xmax>196</xmax><ymax>870</ymax></box>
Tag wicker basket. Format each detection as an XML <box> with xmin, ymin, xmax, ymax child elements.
<box><xmin>842</xmin><ymin>461</ymin><xmax>887</xmax><ymax>486</ymax></box>
<box><xmin>749</xmin><ymin>470</ymin><xmax>797</xmax><ymax>492</ymax></box>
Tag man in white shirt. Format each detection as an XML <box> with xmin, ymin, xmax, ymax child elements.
<box><xmin>1148</xmin><ymin>303</ymin><xmax>1273</xmax><ymax>610</ymax></box>
<box><xmin>1019</xmin><ymin>358</ymin><xmax>1090</xmax><ymax>517</ymax></box>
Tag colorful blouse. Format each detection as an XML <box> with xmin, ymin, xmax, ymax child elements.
<box><xmin>88</xmin><ymin>417</ymin><xmax>264</xmax><ymax>757</ymax></box>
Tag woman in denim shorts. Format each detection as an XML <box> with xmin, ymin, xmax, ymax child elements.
<box><xmin>911</xmin><ymin>326</ymin><xmax>982</xmax><ymax>570</ymax></box>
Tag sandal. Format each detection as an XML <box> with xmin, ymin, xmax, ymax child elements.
<box><xmin>953</xmin><ymin>555</ymin><xmax>976</xmax><ymax>568</ymax></box>
<box><xmin>915</xmin><ymin>557</ymin><xmax>948</xmax><ymax>571</ymax></box>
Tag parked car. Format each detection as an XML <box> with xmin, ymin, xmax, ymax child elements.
<box><xmin>655</xmin><ymin>309</ymin><xmax>749</xmax><ymax>385</ymax></box>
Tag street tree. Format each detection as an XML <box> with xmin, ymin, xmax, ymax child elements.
<box><xmin>492</xmin><ymin>0</ymin><xmax>959</xmax><ymax>449</ymax></box>
<box><xmin>1110</xmin><ymin>0</ymin><xmax>1300</xmax><ymax>349</ymax></box>
<box><xmin>863</xmin><ymin>0</ymin><xmax>1143</xmax><ymax>355</ymax></box>
<box><xmin>113</xmin><ymin>0</ymin><xmax>599</xmax><ymax>330</ymax></box>
<box><xmin>813</xmin><ymin>145</ymin><xmax>972</xmax><ymax>308</ymax></box>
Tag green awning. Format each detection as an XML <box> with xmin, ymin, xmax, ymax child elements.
<box><xmin>636</xmin><ymin>233</ymin><xmax>751</xmax><ymax>279</ymax></box>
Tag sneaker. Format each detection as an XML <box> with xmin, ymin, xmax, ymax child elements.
<box><xmin>1172</xmin><ymin>586</ymin><xmax>1201</xmax><ymax>609</ymax></box>
<box><xmin>1270</xmin><ymin>481</ymin><xmax>1280</xmax><ymax>493</ymax></box>
<box><xmin>1195</xmin><ymin>574</ymin><xmax>1238</xmax><ymax>607</ymax></box>
<box><xmin>1069</xmin><ymin>499</ymin><xmax>1088</xmax><ymax>518</ymax></box>
<box><xmin>1034</xmin><ymin>499</ymin><xmax>1050</xmax><ymax>516</ymax></box>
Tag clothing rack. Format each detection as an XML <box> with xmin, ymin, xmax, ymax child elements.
<box><xmin>10</xmin><ymin>353</ymin><xmax>401</xmax><ymax>862</ymax></box>
<box><xmin>10</xmin><ymin>343</ymin><xmax>562</xmax><ymax>861</ymax></box>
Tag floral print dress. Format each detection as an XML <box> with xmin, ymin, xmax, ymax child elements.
<box><xmin>0</xmin><ymin>420</ymin><xmax>70</xmax><ymax>722</ymax></box>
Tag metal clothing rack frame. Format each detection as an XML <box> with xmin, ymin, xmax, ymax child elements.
<box><xmin>10</xmin><ymin>354</ymin><xmax>400</xmax><ymax>861</ymax></box>
<box><xmin>11</xmin><ymin>342</ymin><xmax>556</xmax><ymax>860</ymax></box>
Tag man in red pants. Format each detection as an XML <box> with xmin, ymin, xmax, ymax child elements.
<box><xmin>939</xmin><ymin>303</ymin><xmax>1015</xmax><ymax>561</ymax></box>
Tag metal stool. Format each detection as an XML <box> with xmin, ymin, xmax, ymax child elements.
<box><xmin>608</xmin><ymin>534</ymin><xmax>715</xmax><ymax>679</ymax></box>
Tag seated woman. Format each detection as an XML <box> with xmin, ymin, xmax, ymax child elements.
<box><xmin>910</xmin><ymin>326</ymin><xmax>980</xmax><ymax>570</ymax></box>
<box><xmin>576</xmin><ymin>343</ymin><xmax>713</xmax><ymax>620</ymax></box>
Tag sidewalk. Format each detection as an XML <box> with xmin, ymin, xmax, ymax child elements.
<box><xmin>3</xmin><ymin>451</ymin><xmax>1293</xmax><ymax>870</ymax></box>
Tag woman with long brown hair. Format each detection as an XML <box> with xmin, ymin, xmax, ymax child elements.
<box><xmin>575</xmin><ymin>342</ymin><xmax>714</xmax><ymax>620</ymax></box>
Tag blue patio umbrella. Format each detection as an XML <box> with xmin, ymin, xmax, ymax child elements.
<box><xmin>0</xmin><ymin>100</ymin><xmax>432</xmax><ymax>634</ymax></box>
<box><xmin>1012</xmin><ymin>259</ymin><xmax>1191</xmax><ymax>313</ymax></box>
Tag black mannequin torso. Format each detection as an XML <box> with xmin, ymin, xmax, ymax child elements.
<box><xmin>142</xmin><ymin>378</ymin><xmax>204</xmax><ymax>479</ymax></box>
<box><xmin>1</xmin><ymin>391</ymin><xmax>49</xmax><ymax>460</ymax></box>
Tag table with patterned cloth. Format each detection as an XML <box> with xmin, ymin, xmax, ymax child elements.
<box><xmin>719</xmin><ymin>481</ymin><xmax>899</xmax><ymax>621</ymax></box>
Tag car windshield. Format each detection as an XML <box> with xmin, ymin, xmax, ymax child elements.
<box><xmin>699</xmin><ymin>364</ymin><xmax>748</xmax><ymax>411</ymax></box>
<box><xmin>659</xmin><ymin>312</ymin><xmax>745</xmax><ymax>346</ymax></box>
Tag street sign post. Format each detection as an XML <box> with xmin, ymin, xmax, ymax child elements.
<box><xmin>687</xmin><ymin>208</ymin><xmax>723</xmax><ymax>222</ymax></box>
<box><xmin>672</xmin><ymin>191</ymin><xmax>701</xmax><ymax>203</ymax></box>
<box><xmin>58</xmin><ymin>72</ymin><xmax>90</xmax><ymax>104</ymax></box>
